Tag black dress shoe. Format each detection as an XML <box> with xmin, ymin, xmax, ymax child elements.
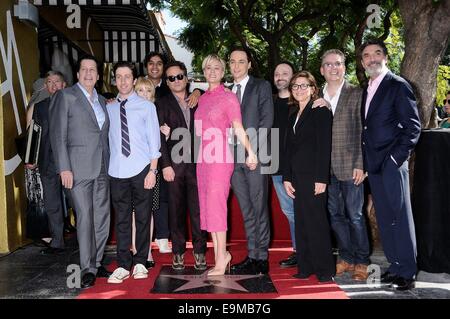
<box><xmin>146</xmin><ymin>260</ymin><xmax>155</xmax><ymax>269</ymax></box>
<box><xmin>96</xmin><ymin>266</ymin><xmax>112</xmax><ymax>278</ymax></box>
<box><xmin>40</xmin><ymin>247</ymin><xmax>65</xmax><ymax>255</ymax></box>
<box><xmin>317</xmin><ymin>275</ymin><xmax>335</xmax><ymax>283</ymax></box>
<box><xmin>279</xmin><ymin>253</ymin><xmax>297</xmax><ymax>268</ymax></box>
<box><xmin>380</xmin><ymin>271</ymin><xmax>399</xmax><ymax>284</ymax></box>
<box><xmin>256</xmin><ymin>259</ymin><xmax>269</xmax><ymax>274</ymax></box>
<box><xmin>81</xmin><ymin>273</ymin><xmax>96</xmax><ymax>288</ymax></box>
<box><xmin>293</xmin><ymin>273</ymin><xmax>311</xmax><ymax>280</ymax></box>
<box><xmin>34</xmin><ymin>239</ymin><xmax>50</xmax><ymax>247</ymax></box>
<box><xmin>230</xmin><ymin>256</ymin><xmax>257</xmax><ymax>274</ymax></box>
<box><xmin>389</xmin><ymin>277</ymin><xmax>415</xmax><ymax>291</ymax></box>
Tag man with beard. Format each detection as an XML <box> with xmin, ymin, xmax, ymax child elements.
<box><xmin>271</xmin><ymin>62</ymin><xmax>297</xmax><ymax>268</ymax></box>
<box><xmin>360</xmin><ymin>39</ymin><xmax>421</xmax><ymax>291</ymax></box>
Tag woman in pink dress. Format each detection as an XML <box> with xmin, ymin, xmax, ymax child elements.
<box><xmin>195</xmin><ymin>54</ymin><xmax>257</xmax><ymax>276</ymax></box>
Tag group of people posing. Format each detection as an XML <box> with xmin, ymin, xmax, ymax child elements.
<box><xmin>31</xmin><ymin>38</ymin><xmax>421</xmax><ymax>292</ymax></box>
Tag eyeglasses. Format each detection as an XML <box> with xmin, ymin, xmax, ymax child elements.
<box><xmin>444</xmin><ymin>99</ymin><xmax>449</xmax><ymax>104</ymax></box>
<box><xmin>322</xmin><ymin>62</ymin><xmax>343</xmax><ymax>68</ymax></box>
<box><xmin>291</xmin><ymin>83</ymin><xmax>312</xmax><ymax>91</ymax></box>
<box><xmin>167</xmin><ymin>74</ymin><xmax>185</xmax><ymax>82</ymax></box>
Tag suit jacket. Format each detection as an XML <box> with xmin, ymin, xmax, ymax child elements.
<box><xmin>327</xmin><ymin>81</ymin><xmax>363</xmax><ymax>181</ymax></box>
<box><xmin>155</xmin><ymin>81</ymin><xmax>172</xmax><ymax>100</ymax></box>
<box><xmin>156</xmin><ymin>93</ymin><xmax>198</xmax><ymax>170</ymax></box>
<box><xmin>361</xmin><ymin>71</ymin><xmax>421</xmax><ymax>174</ymax></box>
<box><xmin>283</xmin><ymin>101</ymin><xmax>333</xmax><ymax>184</ymax></box>
<box><xmin>232</xmin><ymin>75</ymin><xmax>274</xmax><ymax>163</ymax></box>
<box><xmin>33</xmin><ymin>97</ymin><xmax>56</xmax><ymax>175</ymax></box>
<box><xmin>49</xmin><ymin>84</ymin><xmax>110</xmax><ymax>180</ymax></box>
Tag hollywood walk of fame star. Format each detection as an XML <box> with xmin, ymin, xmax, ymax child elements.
<box><xmin>160</xmin><ymin>272</ymin><xmax>264</xmax><ymax>293</ymax></box>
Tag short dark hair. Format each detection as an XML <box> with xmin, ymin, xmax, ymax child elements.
<box><xmin>229</xmin><ymin>46</ymin><xmax>252</xmax><ymax>62</ymax></box>
<box><xmin>113</xmin><ymin>61</ymin><xmax>138</xmax><ymax>79</ymax></box>
<box><xmin>143</xmin><ymin>51</ymin><xmax>168</xmax><ymax>67</ymax></box>
<box><xmin>360</xmin><ymin>38</ymin><xmax>389</xmax><ymax>56</ymax></box>
<box><xmin>164</xmin><ymin>60</ymin><xmax>188</xmax><ymax>77</ymax></box>
<box><xmin>275</xmin><ymin>61</ymin><xmax>296</xmax><ymax>74</ymax></box>
<box><xmin>447</xmin><ymin>90</ymin><xmax>450</xmax><ymax>96</ymax></box>
<box><xmin>76</xmin><ymin>54</ymin><xmax>99</xmax><ymax>73</ymax></box>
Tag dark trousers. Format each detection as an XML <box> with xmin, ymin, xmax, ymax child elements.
<box><xmin>40</xmin><ymin>173</ymin><xmax>65</xmax><ymax>248</ymax></box>
<box><xmin>231</xmin><ymin>163</ymin><xmax>270</xmax><ymax>260</ymax></box>
<box><xmin>154</xmin><ymin>178</ymin><xmax>170</xmax><ymax>239</ymax></box>
<box><xmin>293</xmin><ymin>174</ymin><xmax>335</xmax><ymax>277</ymax></box>
<box><xmin>168</xmin><ymin>163</ymin><xmax>207</xmax><ymax>255</ymax></box>
<box><xmin>110</xmin><ymin>165</ymin><xmax>152</xmax><ymax>270</ymax></box>
<box><xmin>368</xmin><ymin>159</ymin><xmax>417</xmax><ymax>279</ymax></box>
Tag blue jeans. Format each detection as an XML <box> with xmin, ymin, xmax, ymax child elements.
<box><xmin>328</xmin><ymin>175</ymin><xmax>370</xmax><ymax>265</ymax></box>
<box><xmin>272</xmin><ymin>175</ymin><xmax>296</xmax><ymax>251</ymax></box>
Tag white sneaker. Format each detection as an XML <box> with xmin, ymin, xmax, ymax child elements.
<box><xmin>156</xmin><ymin>238</ymin><xmax>172</xmax><ymax>253</ymax></box>
<box><xmin>107</xmin><ymin>267</ymin><xmax>130</xmax><ymax>284</ymax></box>
<box><xmin>132</xmin><ymin>263</ymin><xmax>148</xmax><ymax>279</ymax></box>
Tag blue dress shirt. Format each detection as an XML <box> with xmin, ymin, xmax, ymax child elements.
<box><xmin>107</xmin><ymin>91</ymin><xmax>161</xmax><ymax>178</ymax></box>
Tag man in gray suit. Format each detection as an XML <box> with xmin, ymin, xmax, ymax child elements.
<box><xmin>49</xmin><ymin>55</ymin><xmax>111</xmax><ymax>289</ymax></box>
<box><xmin>320</xmin><ymin>49</ymin><xmax>370</xmax><ymax>281</ymax></box>
<box><xmin>229</xmin><ymin>47</ymin><xmax>274</xmax><ymax>275</ymax></box>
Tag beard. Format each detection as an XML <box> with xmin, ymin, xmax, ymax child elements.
<box><xmin>275</xmin><ymin>80</ymin><xmax>288</xmax><ymax>90</ymax></box>
<box><xmin>365</xmin><ymin>62</ymin><xmax>384</xmax><ymax>77</ymax></box>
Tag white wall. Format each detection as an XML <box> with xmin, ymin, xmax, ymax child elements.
<box><xmin>165</xmin><ymin>34</ymin><xmax>194</xmax><ymax>74</ymax></box>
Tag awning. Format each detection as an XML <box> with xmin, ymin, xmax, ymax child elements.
<box><xmin>34</xmin><ymin>0</ymin><xmax>171</xmax><ymax>64</ymax></box>
<box><xmin>33</xmin><ymin>1</ymin><xmax>144</xmax><ymax>5</ymax></box>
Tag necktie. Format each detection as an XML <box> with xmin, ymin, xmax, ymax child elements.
<box><xmin>236</xmin><ymin>84</ymin><xmax>242</xmax><ymax>104</ymax></box>
<box><xmin>119</xmin><ymin>99</ymin><xmax>130</xmax><ymax>157</ymax></box>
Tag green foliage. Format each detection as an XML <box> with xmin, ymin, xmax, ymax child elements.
<box><xmin>437</xmin><ymin>65</ymin><xmax>450</xmax><ymax>107</ymax></box>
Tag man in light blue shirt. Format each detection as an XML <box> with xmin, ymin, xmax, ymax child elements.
<box><xmin>107</xmin><ymin>62</ymin><xmax>161</xmax><ymax>284</ymax></box>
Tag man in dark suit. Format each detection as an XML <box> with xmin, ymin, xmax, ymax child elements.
<box><xmin>361</xmin><ymin>39</ymin><xmax>421</xmax><ymax>290</ymax></box>
<box><xmin>49</xmin><ymin>55</ymin><xmax>111</xmax><ymax>289</ymax></box>
<box><xmin>320</xmin><ymin>49</ymin><xmax>370</xmax><ymax>281</ymax></box>
<box><xmin>229</xmin><ymin>47</ymin><xmax>274</xmax><ymax>274</ymax></box>
<box><xmin>156</xmin><ymin>61</ymin><xmax>207</xmax><ymax>271</ymax></box>
<box><xmin>143</xmin><ymin>52</ymin><xmax>203</xmax><ymax>253</ymax></box>
<box><xmin>29</xmin><ymin>71</ymin><xmax>66</xmax><ymax>255</ymax></box>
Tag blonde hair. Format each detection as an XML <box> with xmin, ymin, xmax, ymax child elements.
<box><xmin>202</xmin><ymin>54</ymin><xmax>226</xmax><ymax>72</ymax></box>
<box><xmin>135</xmin><ymin>76</ymin><xmax>156</xmax><ymax>102</ymax></box>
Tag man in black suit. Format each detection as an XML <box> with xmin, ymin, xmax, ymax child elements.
<box><xmin>143</xmin><ymin>52</ymin><xmax>203</xmax><ymax>253</ymax></box>
<box><xmin>229</xmin><ymin>47</ymin><xmax>274</xmax><ymax>274</ymax></box>
<box><xmin>156</xmin><ymin>61</ymin><xmax>207</xmax><ymax>270</ymax></box>
<box><xmin>361</xmin><ymin>39</ymin><xmax>421</xmax><ymax>290</ymax></box>
<box><xmin>28</xmin><ymin>71</ymin><xmax>66</xmax><ymax>255</ymax></box>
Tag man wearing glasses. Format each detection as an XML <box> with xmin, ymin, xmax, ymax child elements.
<box><xmin>156</xmin><ymin>61</ymin><xmax>207</xmax><ymax>271</ymax></box>
<box><xmin>320</xmin><ymin>49</ymin><xmax>370</xmax><ymax>281</ymax></box>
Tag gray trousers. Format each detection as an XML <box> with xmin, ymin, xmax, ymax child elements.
<box><xmin>40</xmin><ymin>173</ymin><xmax>64</xmax><ymax>249</ymax></box>
<box><xmin>231</xmin><ymin>163</ymin><xmax>270</xmax><ymax>260</ymax></box>
<box><xmin>70</xmin><ymin>162</ymin><xmax>110</xmax><ymax>275</ymax></box>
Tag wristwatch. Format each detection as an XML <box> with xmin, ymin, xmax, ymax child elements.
<box><xmin>149</xmin><ymin>168</ymin><xmax>158</xmax><ymax>175</ymax></box>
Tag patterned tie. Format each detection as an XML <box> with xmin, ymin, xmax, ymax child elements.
<box><xmin>119</xmin><ymin>99</ymin><xmax>130</xmax><ymax>157</ymax></box>
<box><xmin>236</xmin><ymin>84</ymin><xmax>242</xmax><ymax>104</ymax></box>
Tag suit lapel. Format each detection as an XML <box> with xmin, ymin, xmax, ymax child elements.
<box><xmin>333</xmin><ymin>81</ymin><xmax>350</xmax><ymax>120</ymax></box>
<box><xmin>241</xmin><ymin>76</ymin><xmax>254</xmax><ymax>111</ymax></box>
<box><xmin>366</xmin><ymin>72</ymin><xmax>392</xmax><ymax>120</ymax></box>
<box><xmin>73</xmin><ymin>84</ymin><xmax>100</xmax><ymax>130</ymax></box>
<box><xmin>294</xmin><ymin>101</ymin><xmax>313</xmax><ymax>134</ymax></box>
<box><xmin>168</xmin><ymin>93</ymin><xmax>188</xmax><ymax>128</ymax></box>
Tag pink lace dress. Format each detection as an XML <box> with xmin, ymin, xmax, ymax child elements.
<box><xmin>195</xmin><ymin>84</ymin><xmax>242</xmax><ymax>232</ymax></box>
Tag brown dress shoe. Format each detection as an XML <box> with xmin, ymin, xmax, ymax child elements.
<box><xmin>336</xmin><ymin>260</ymin><xmax>355</xmax><ymax>275</ymax></box>
<box><xmin>352</xmin><ymin>264</ymin><xmax>368</xmax><ymax>281</ymax></box>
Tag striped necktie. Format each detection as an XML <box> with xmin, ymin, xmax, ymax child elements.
<box><xmin>236</xmin><ymin>84</ymin><xmax>242</xmax><ymax>104</ymax></box>
<box><xmin>119</xmin><ymin>99</ymin><xmax>130</xmax><ymax>157</ymax></box>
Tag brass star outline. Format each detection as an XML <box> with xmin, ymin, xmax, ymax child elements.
<box><xmin>160</xmin><ymin>272</ymin><xmax>263</xmax><ymax>293</ymax></box>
